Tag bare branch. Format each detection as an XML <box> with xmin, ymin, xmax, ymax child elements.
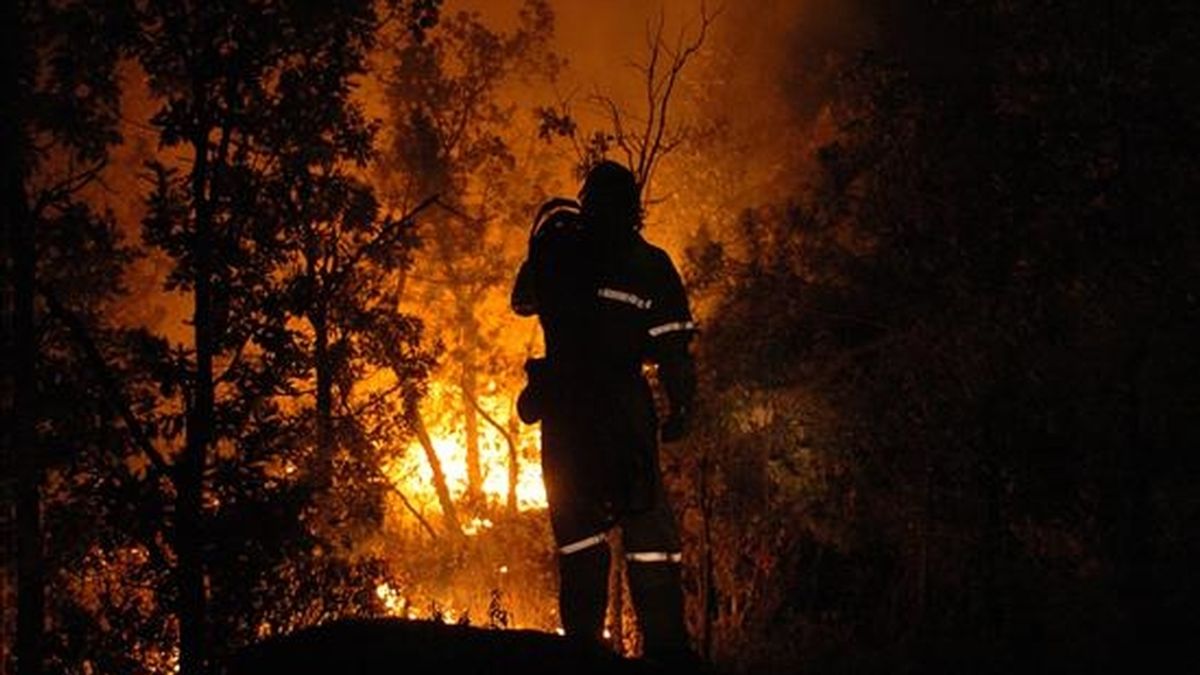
<box><xmin>638</xmin><ymin>10</ymin><xmax>667</xmax><ymax>180</ymax></box>
<box><xmin>32</xmin><ymin>158</ymin><xmax>109</xmax><ymax>218</ymax></box>
<box><xmin>405</xmin><ymin>402</ymin><xmax>464</xmax><ymax>538</ymax></box>
<box><xmin>642</xmin><ymin>1</ymin><xmax>716</xmax><ymax>202</ymax></box>
<box><xmin>376</xmin><ymin>466</ymin><xmax>439</xmax><ymax>541</ymax></box>
<box><xmin>431</xmin><ymin>195</ymin><xmax>488</xmax><ymax>226</ymax></box>
<box><xmin>595</xmin><ymin>92</ymin><xmax>637</xmax><ymax>169</ymax></box>
<box><xmin>466</xmin><ymin>394</ymin><xmax>518</xmax><ymax>460</ymax></box>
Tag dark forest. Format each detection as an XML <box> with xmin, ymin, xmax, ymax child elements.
<box><xmin>2</xmin><ymin>1</ymin><xmax>1197</xmax><ymax>673</ymax></box>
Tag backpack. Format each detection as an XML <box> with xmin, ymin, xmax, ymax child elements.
<box><xmin>511</xmin><ymin>197</ymin><xmax>591</xmax><ymax>318</ymax></box>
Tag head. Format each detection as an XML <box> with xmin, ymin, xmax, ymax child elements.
<box><xmin>579</xmin><ymin>160</ymin><xmax>642</xmax><ymax>239</ymax></box>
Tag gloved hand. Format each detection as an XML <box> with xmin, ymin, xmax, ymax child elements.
<box><xmin>660</xmin><ymin>407</ymin><xmax>689</xmax><ymax>443</ymax></box>
<box><xmin>517</xmin><ymin>358</ymin><xmax>549</xmax><ymax>424</ymax></box>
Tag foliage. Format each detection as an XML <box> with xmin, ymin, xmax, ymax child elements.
<box><xmin>2</xmin><ymin>2</ymin><xmax>442</xmax><ymax>673</ymax></box>
<box><xmin>379</xmin><ymin>0</ymin><xmax>561</xmax><ymax>512</ymax></box>
<box><xmin>2</xmin><ymin>1</ymin><xmax>131</xmax><ymax>673</ymax></box>
<box><xmin>130</xmin><ymin>0</ymin><xmax>441</xmax><ymax>669</ymax></box>
<box><xmin>679</xmin><ymin>1</ymin><xmax>1200</xmax><ymax>672</ymax></box>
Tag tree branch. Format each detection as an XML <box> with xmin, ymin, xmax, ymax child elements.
<box><xmin>405</xmin><ymin>402</ymin><xmax>464</xmax><ymax>539</ymax></box>
<box><xmin>32</xmin><ymin>158</ymin><xmax>109</xmax><ymax>219</ymax></box>
<box><xmin>466</xmin><ymin>394</ymin><xmax>518</xmax><ymax>461</ymax></box>
<box><xmin>328</xmin><ymin>193</ymin><xmax>439</xmax><ymax>292</ymax></box>
<box><xmin>376</xmin><ymin>466</ymin><xmax>439</xmax><ymax>541</ymax></box>
<box><xmin>465</xmin><ymin>393</ymin><xmax>522</xmax><ymax>513</ymax></box>
<box><xmin>37</xmin><ymin>283</ymin><xmax>174</xmax><ymax>478</ymax></box>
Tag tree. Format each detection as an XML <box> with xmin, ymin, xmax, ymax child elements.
<box><xmin>1</xmin><ymin>1</ymin><xmax>125</xmax><ymax>673</ymax></box>
<box><xmin>536</xmin><ymin>2</ymin><xmax>718</xmax><ymax>200</ymax></box>
<box><xmin>131</xmin><ymin>2</ymin><xmax>439</xmax><ymax>671</ymax></box>
<box><xmin>380</xmin><ymin>0</ymin><xmax>561</xmax><ymax>514</ymax></box>
<box><xmin>691</xmin><ymin>1</ymin><xmax>1200</xmax><ymax>671</ymax></box>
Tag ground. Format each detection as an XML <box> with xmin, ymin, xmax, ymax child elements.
<box><xmin>223</xmin><ymin>618</ymin><xmax>672</xmax><ymax>675</ymax></box>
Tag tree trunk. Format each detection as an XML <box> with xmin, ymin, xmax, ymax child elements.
<box><xmin>506</xmin><ymin>405</ymin><xmax>520</xmax><ymax>515</ymax></box>
<box><xmin>466</xmin><ymin>394</ymin><xmax>520</xmax><ymax>515</ymax></box>
<box><xmin>408</xmin><ymin>406</ymin><xmax>462</xmax><ymax>538</ymax></box>
<box><xmin>458</xmin><ymin>308</ymin><xmax>483</xmax><ymax>507</ymax></box>
<box><xmin>178</xmin><ymin>127</ymin><xmax>214</xmax><ymax>675</ymax></box>
<box><xmin>10</xmin><ymin>155</ymin><xmax>42</xmax><ymax>675</ymax></box>
<box><xmin>4</xmin><ymin>10</ymin><xmax>40</xmax><ymax>666</ymax></box>
<box><xmin>312</xmin><ymin>293</ymin><xmax>334</xmax><ymax>490</ymax></box>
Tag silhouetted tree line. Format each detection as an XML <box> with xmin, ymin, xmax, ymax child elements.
<box><xmin>679</xmin><ymin>1</ymin><xmax>1199</xmax><ymax>672</ymax></box>
<box><xmin>4</xmin><ymin>1</ymin><xmax>441</xmax><ymax>674</ymax></box>
<box><xmin>3</xmin><ymin>1</ymin><xmax>1199</xmax><ymax>674</ymax></box>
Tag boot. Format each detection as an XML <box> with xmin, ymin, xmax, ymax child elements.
<box><xmin>627</xmin><ymin>560</ymin><xmax>696</xmax><ymax>666</ymax></box>
<box><xmin>558</xmin><ymin>542</ymin><xmax>610</xmax><ymax>645</ymax></box>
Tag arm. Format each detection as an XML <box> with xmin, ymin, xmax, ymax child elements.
<box><xmin>645</xmin><ymin>253</ymin><xmax>698</xmax><ymax>441</ymax></box>
<box><xmin>651</xmin><ymin>333</ymin><xmax>696</xmax><ymax>441</ymax></box>
<box><xmin>511</xmin><ymin>259</ymin><xmax>537</xmax><ymax>317</ymax></box>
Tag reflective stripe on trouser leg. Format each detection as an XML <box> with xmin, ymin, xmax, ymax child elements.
<box><xmin>627</xmin><ymin>557</ymin><xmax>689</xmax><ymax>661</ymax></box>
<box><xmin>559</xmin><ymin>532</ymin><xmax>607</xmax><ymax>555</ymax></box>
<box><xmin>558</xmin><ymin>540</ymin><xmax>610</xmax><ymax>643</ymax></box>
<box><xmin>625</xmin><ymin>551</ymin><xmax>682</xmax><ymax>563</ymax></box>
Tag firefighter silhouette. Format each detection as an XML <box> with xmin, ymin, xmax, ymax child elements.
<box><xmin>512</xmin><ymin>160</ymin><xmax>697</xmax><ymax>663</ymax></box>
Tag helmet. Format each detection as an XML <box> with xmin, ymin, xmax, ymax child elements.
<box><xmin>579</xmin><ymin>160</ymin><xmax>642</xmax><ymax>235</ymax></box>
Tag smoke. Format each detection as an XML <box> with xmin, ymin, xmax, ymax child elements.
<box><xmin>103</xmin><ymin>0</ymin><xmax>883</xmax><ymax>339</ymax></box>
<box><xmin>745</xmin><ymin>0</ymin><xmax>878</xmax><ymax>121</ymax></box>
<box><xmin>545</xmin><ymin>0</ymin><xmax>876</xmax><ymax>110</ymax></box>
<box><xmin>522</xmin><ymin>0</ymin><xmax>879</xmax><ymax>250</ymax></box>
<box><xmin>693</xmin><ymin>0</ymin><xmax>878</xmax><ymax>183</ymax></box>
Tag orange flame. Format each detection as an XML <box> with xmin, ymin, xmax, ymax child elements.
<box><xmin>382</xmin><ymin>381</ymin><xmax>547</xmax><ymax>514</ymax></box>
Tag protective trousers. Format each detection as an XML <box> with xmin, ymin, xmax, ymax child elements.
<box><xmin>541</xmin><ymin>384</ymin><xmax>689</xmax><ymax>661</ymax></box>
<box><xmin>553</xmin><ymin>507</ymin><xmax>689</xmax><ymax>660</ymax></box>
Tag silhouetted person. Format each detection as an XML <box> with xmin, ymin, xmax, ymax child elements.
<box><xmin>512</xmin><ymin>161</ymin><xmax>697</xmax><ymax>666</ymax></box>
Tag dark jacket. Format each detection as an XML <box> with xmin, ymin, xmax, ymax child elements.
<box><xmin>513</xmin><ymin>210</ymin><xmax>697</xmax><ymax>516</ymax></box>
<box><xmin>512</xmin><ymin>220</ymin><xmax>696</xmax><ymax>421</ymax></box>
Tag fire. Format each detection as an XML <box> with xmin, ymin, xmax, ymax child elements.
<box><xmin>375</xmin><ymin>582</ymin><xmax>407</xmax><ymax>615</ymax></box>
<box><xmin>368</xmin><ymin>365</ymin><xmax>558</xmax><ymax>631</ymax></box>
<box><xmin>462</xmin><ymin>517</ymin><xmax>494</xmax><ymax>536</ymax></box>
<box><xmin>382</xmin><ymin>382</ymin><xmax>547</xmax><ymax>514</ymax></box>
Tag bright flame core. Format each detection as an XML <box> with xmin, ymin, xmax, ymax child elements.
<box><xmin>383</xmin><ymin>384</ymin><xmax>547</xmax><ymax>514</ymax></box>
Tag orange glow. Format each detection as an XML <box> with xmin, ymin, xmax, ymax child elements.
<box><xmin>382</xmin><ymin>382</ymin><xmax>547</xmax><ymax>514</ymax></box>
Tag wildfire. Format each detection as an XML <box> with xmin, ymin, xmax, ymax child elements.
<box><xmin>374</xmin><ymin>582</ymin><xmax>408</xmax><ymax>616</ymax></box>
<box><xmin>463</xmin><ymin>517</ymin><xmax>494</xmax><ymax>536</ymax></box>
<box><xmin>382</xmin><ymin>383</ymin><xmax>547</xmax><ymax>515</ymax></box>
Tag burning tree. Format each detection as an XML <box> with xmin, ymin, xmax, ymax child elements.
<box><xmin>359</xmin><ymin>0</ymin><xmax>578</xmax><ymax>631</ymax></box>
<box><xmin>378</xmin><ymin>0</ymin><xmax>561</xmax><ymax>522</ymax></box>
